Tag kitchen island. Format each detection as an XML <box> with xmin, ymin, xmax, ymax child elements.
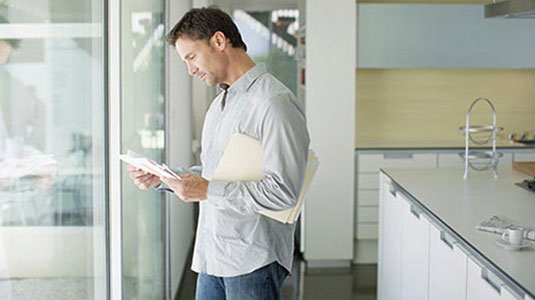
<box><xmin>378</xmin><ymin>167</ymin><xmax>535</xmax><ymax>300</ymax></box>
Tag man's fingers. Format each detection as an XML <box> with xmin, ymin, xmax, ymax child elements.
<box><xmin>130</xmin><ymin>171</ymin><xmax>153</xmax><ymax>182</ymax></box>
<box><xmin>131</xmin><ymin>173</ymin><xmax>160</xmax><ymax>190</ymax></box>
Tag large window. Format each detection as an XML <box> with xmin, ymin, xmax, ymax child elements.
<box><xmin>0</xmin><ymin>1</ymin><xmax>107</xmax><ymax>299</ymax></box>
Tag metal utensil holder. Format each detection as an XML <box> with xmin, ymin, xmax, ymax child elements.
<box><xmin>459</xmin><ymin>98</ymin><xmax>504</xmax><ymax>179</ymax></box>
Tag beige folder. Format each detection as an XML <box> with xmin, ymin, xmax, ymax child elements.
<box><xmin>211</xmin><ymin>133</ymin><xmax>319</xmax><ymax>224</ymax></box>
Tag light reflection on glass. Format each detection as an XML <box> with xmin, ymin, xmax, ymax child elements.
<box><xmin>0</xmin><ymin>1</ymin><xmax>106</xmax><ymax>299</ymax></box>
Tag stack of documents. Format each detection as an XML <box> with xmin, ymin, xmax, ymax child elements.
<box><xmin>119</xmin><ymin>150</ymin><xmax>181</xmax><ymax>179</ymax></box>
<box><xmin>211</xmin><ymin>133</ymin><xmax>319</xmax><ymax>224</ymax></box>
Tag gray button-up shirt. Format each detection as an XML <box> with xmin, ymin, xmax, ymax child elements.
<box><xmin>180</xmin><ymin>63</ymin><xmax>310</xmax><ymax>277</ymax></box>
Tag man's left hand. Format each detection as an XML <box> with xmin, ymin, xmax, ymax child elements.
<box><xmin>160</xmin><ymin>173</ymin><xmax>209</xmax><ymax>202</ymax></box>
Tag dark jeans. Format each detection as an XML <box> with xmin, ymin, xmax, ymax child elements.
<box><xmin>195</xmin><ymin>262</ymin><xmax>289</xmax><ymax>300</ymax></box>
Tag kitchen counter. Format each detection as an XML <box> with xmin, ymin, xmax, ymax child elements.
<box><xmin>382</xmin><ymin>167</ymin><xmax>535</xmax><ymax>298</ymax></box>
<box><xmin>356</xmin><ymin>138</ymin><xmax>535</xmax><ymax>150</ymax></box>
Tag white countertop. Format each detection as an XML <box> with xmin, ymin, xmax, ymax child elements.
<box><xmin>356</xmin><ymin>138</ymin><xmax>535</xmax><ymax>149</ymax></box>
<box><xmin>382</xmin><ymin>167</ymin><xmax>535</xmax><ymax>297</ymax></box>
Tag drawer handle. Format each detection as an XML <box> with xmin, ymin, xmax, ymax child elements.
<box><xmin>410</xmin><ymin>205</ymin><xmax>421</xmax><ymax>219</ymax></box>
<box><xmin>440</xmin><ymin>231</ymin><xmax>455</xmax><ymax>249</ymax></box>
<box><xmin>481</xmin><ymin>268</ymin><xmax>502</xmax><ymax>294</ymax></box>
<box><xmin>389</xmin><ymin>184</ymin><xmax>397</xmax><ymax>196</ymax></box>
<box><xmin>384</xmin><ymin>152</ymin><xmax>413</xmax><ymax>159</ymax></box>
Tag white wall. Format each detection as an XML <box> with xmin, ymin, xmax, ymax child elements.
<box><xmin>167</xmin><ymin>0</ymin><xmax>195</xmax><ymax>296</ymax></box>
<box><xmin>304</xmin><ymin>0</ymin><xmax>356</xmax><ymax>263</ymax></box>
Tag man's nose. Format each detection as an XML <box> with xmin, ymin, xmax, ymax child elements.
<box><xmin>187</xmin><ymin>64</ymin><xmax>197</xmax><ymax>76</ymax></box>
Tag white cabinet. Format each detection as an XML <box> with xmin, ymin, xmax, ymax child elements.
<box><xmin>357</xmin><ymin>206</ymin><xmax>379</xmax><ymax>223</ymax></box>
<box><xmin>428</xmin><ymin>224</ymin><xmax>467</xmax><ymax>300</ymax></box>
<box><xmin>358</xmin><ymin>150</ymin><xmax>530</xmax><ymax>264</ymax></box>
<box><xmin>378</xmin><ymin>170</ymin><xmax>531</xmax><ymax>300</ymax></box>
<box><xmin>501</xmin><ymin>286</ymin><xmax>522</xmax><ymax>300</ymax></box>
<box><xmin>467</xmin><ymin>258</ymin><xmax>501</xmax><ymax>300</ymax></box>
<box><xmin>357</xmin><ymin>190</ymin><xmax>379</xmax><ymax>206</ymax></box>
<box><xmin>378</xmin><ymin>178</ymin><xmax>403</xmax><ymax>300</ymax></box>
<box><xmin>467</xmin><ymin>257</ymin><xmax>527</xmax><ymax>300</ymax></box>
<box><xmin>400</xmin><ymin>197</ymin><xmax>430</xmax><ymax>300</ymax></box>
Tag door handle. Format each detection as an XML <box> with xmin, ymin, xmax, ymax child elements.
<box><xmin>410</xmin><ymin>204</ymin><xmax>421</xmax><ymax>219</ymax></box>
<box><xmin>481</xmin><ymin>267</ymin><xmax>502</xmax><ymax>294</ymax></box>
<box><xmin>384</xmin><ymin>152</ymin><xmax>413</xmax><ymax>159</ymax></box>
<box><xmin>440</xmin><ymin>231</ymin><xmax>455</xmax><ymax>249</ymax></box>
<box><xmin>389</xmin><ymin>184</ymin><xmax>396</xmax><ymax>196</ymax></box>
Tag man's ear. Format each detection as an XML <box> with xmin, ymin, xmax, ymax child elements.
<box><xmin>211</xmin><ymin>31</ymin><xmax>228</xmax><ymax>51</ymax></box>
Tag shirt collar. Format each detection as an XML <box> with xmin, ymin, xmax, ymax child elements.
<box><xmin>227</xmin><ymin>63</ymin><xmax>267</xmax><ymax>93</ymax></box>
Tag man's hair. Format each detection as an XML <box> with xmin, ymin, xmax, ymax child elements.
<box><xmin>166</xmin><ymin>6</ymin><xmax>247</xmax><ymax>52</ymax></box>
<box><xmin>0</xmin><ymin>15</ymin><xmax>21</xmax><ymax>49</ymax></box>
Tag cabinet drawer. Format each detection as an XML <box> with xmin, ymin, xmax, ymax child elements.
<box><xmin>358</xmin><ymin>153</ymin><xmax>437</xmax><ymax>173</ymax></box>
<box><xmin>377</xmin><ymin>184</ymin><xmax>403</xmax><ymax>300</ymax></box>
<box><xmin>513</xmin><ymin>153</ymin><xmax>535</xmax><ymax>162</ymax></box>
<box><xmin>357</xmin><ymin>173</ymin><xmax>380</xmax><ymax>190</ymax></box>
<box><xmin>401</xmin><ymin>198</ymin><xmax>430</xmax><ymax>300</ymax></box>
<box><xmin>357</xmin><ymin>206</ymin><xmax>379</xmax><ymax>223</ymax></box>
<box><xmin>429</xmin><ymin>224</ymin><xmax>467</xmax><ymax>300</ymax></box>
<box><xmin>467</xmin><ymin>257</ymin><xmax>524</xmax><ymax>300</ymax></box>
<box><xmin>467</xmin><ymin>257</ymin><xmax>501</xmax><ymax>300</ymax></box>
<box><xmin>353</xmin><ymin>239</ymin><xmax>378</xmax><ymax>264</ymax></box>
<box><xmin>357</xmin><ymin>223</ymin><xmax>378</xmax><ymax>239</ymax></box>
<box><xmin>357</xmin><ymin>190</ymin><xmax>379</xmax><ymax>206</ymax></box>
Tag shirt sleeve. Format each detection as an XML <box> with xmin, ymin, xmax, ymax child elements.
<box><xmin>206</xmin><ymin>93</ymin><xmax>310</xmax><ymax>215</ymax></box>
<box><xmin>154</xmin><ymin>165</ymin><xmax>202</xmax><ymax>190</ymax></box>
<box><xmin>174</xmin><ymin>165</ymin><xmax>202</xmax><ymax>177</ymax></box>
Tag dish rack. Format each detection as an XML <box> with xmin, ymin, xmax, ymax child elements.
<box><xmin>459</xmin><ymin>98</ymin><xmax>504</xmax><ymax>179</ymax></box>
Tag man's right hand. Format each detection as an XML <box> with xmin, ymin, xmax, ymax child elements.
<box><xmin>127</xmin><ymin>165</ymin><xmax>161</xmax><ymax>190</ymax></box>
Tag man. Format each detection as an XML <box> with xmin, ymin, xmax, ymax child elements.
<box><xmin>128</xmin><ymin>7</ymin><xmax>309</xmax><ymax>300</ymax></box>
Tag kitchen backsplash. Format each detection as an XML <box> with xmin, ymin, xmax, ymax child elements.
<box><xmin>356</xmin><ymin>68</ymin><xmax>535</xmax><ymax>148</ymax></box>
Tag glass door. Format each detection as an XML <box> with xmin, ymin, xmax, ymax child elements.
<box><xmin>120</xmin><ymin>0</ymin><xmax>167</xmax><ymax>299</ymax></box>
<box><xmin>0</xmin><ymin>1</ymin><xmax>107</xmax><ymax>299</ymax></box>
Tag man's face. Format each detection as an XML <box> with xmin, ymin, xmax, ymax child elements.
<box><xmin>175</xmin><ymin>35</ymin><xmax>226</xmax><ymax>86</ymax></box>
<box><xmin>0</xmin><ymin>41</ymin><xmax>13</xmax><ymax>65</ymax></box>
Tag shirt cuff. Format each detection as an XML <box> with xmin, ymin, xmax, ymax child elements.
<box><xmin>208</xmin><ymin>180</ymin><xmax>227</xmax><ymax>198</ymax></box>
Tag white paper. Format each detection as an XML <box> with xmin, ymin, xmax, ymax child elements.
<box><xmin>119</xmin><ymin>150</ymin><xmax>181</xmax><ymax>180</ymax></box>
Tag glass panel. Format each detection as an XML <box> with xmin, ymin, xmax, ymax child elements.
<box><xmin>0</xmin><ymin>1</ymin><xmax>107</xmax><ymax>300</ymax></box>
<box><xmin>233</xmin><ymin>9</ymin><xmax>299</xmax><ymax>94</ymax></box>
<box><xmin>120</xmin><ymin>0</ymin><xmax>166</xmax><ymax>299</ymax></box>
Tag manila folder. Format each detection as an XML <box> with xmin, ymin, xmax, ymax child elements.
<box><xmin>211</xmin><ymin>133</ymin><xmax>318</xmax><ymax>224</ymax></box>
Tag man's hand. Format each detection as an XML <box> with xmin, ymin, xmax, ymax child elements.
<box><xmin>160</xmin><ymin>173</ymin><xmax>209</xmax><ymax>202</ymax></box>
<box><xmin>127</xmin><ymin>165</ymin><xmax>161</xmax><ymax>190</ymax></box>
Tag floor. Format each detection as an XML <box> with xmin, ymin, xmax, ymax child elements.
<box><xmin>175</xmin><ymin>255</ymin><xmax>377</xmax><ymax>300</ymax></box>
<box><xmin>0</xmin><ymin>278</ymin><xmax>91</xmax><ymax>300</ymax></box>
